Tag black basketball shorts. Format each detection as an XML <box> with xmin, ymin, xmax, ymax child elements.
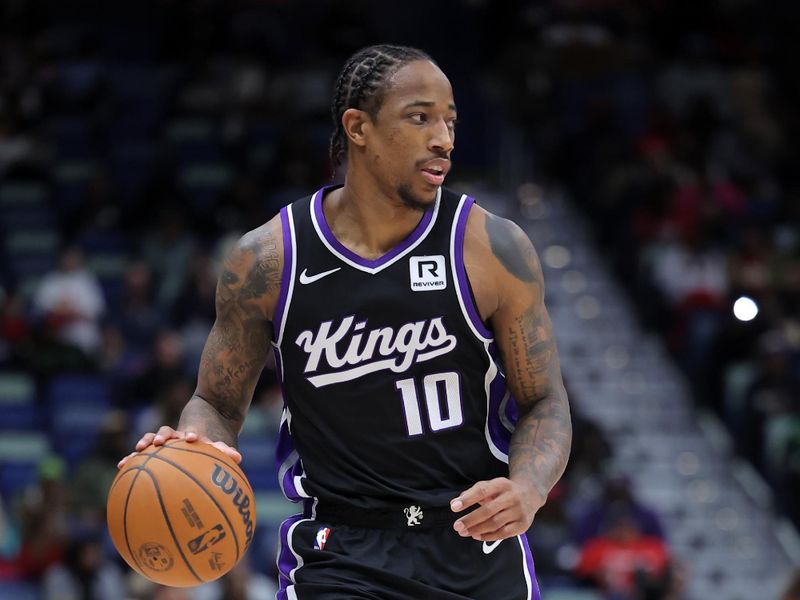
<box><xmin>275</xmin><ymin>504</ymin><xmax>541</xmax><ymax>600</ymax></box>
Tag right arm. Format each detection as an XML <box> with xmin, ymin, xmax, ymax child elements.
<box><xmin>121</xmin><ymin>218</ymin><xmax>283</xmax><ymax>466</ymax></box>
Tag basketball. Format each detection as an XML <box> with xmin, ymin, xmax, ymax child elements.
<box><xmin>106</xmin><ymin>439</ymin><xmax>256</xmax><ymax>587</ymax></box>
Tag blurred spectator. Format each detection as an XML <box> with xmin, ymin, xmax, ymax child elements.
<box><xmin>743</xmin><ymin>332</ymin><xmax>799</xmax><ymax>471</ymax></box>
<box><xmin>134</xmin><ymin>376</ymin><xmax>195</xmax><ymax>435</ymax></box>
<box><xmin>525</xmin><ymin>484</ymin><xmax>576</xmax><ymax>584</ymax></box>
<box><xmin>42</xmin><ymin>530</ymin><xmax>125</xmax><ymax>600</ymax></box>
<box><xmin>141</xmin><ymin>207</ymin><xmax>196</xmax><ymax>310</ymax></box>
<box><xmin>651</xmin><ymin>225</ymin><xmax>728</xmax><ymax>310</ymax></box>
<box><xmin>69</xmin><ymin>411</ymin><xmax>131</xmax><ymax>527</ymax></box>
<box><xmin>172</xmin><ymin>250</ymin><xmax>217</xmax><ymax>372</ymax></box>
<box><xmin>575</xmin><ymin>504</ymin><xmax>671</xmax><ymax>599</ymax></box>
<box><xmin>0</xmin><ymin>110</ymin><xmax>39</xmax><ymax>176</ymax></box>
<box><xmin>32</xmin><ymin>245</ymin><xmax>106</xmax><ymax>358</ymax></box>
<box><xmin>13</xmin><ymin>457</ymin><xmax>70</xmax><ymax>581</ymax></box>
<box><xmin>574</xmin><ymin>476</ymin><xmax>664</xmax><ymax>545</ymax></box>
<box><xmin>193</xmin><ymin>561</ymin><xmax>277</xmax><ymax>600</ymax></box>
<box><xmin>115</xmin><ymin>261</ymin><xmax>163</xmax><ymax>355</ymax></box>
<box><xmin>128</xmin><ymin>329</ymin><xmax>188</xmax><ymax>406</ymax></box>
<box><xmin>0</xmin><ymin>495</ymin><xmax>20</xmax><ymax>575</ymax></box>
<box><xmin>0</xmin><ymin>286</ymin><xmax>31</xmax><ymax>366</ymax></box>
<box><xmin>171</xmin><ymin>250</ymin><xmax>216</xmax><ymax>329</ymax></box>
<box><xmin>784</xmin><ymin>569</ymin><xmax>800</xmax><ymax>600</ymax></box>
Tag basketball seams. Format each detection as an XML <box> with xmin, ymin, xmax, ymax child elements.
<box><xmin>121</xmin><ymin>452</ymin><xmax>161</xmax><ymax>576</ymax></box>
<box><xmin>141</xmin><ymin>452</ymin><xmax>243</xmax><ymax>564</ymax></box>
<box><xmin>139</xmin><ymin>468</ymin><xmax>204</xmax><ymax>584</ymax></box>
<box><xmin>160</xmin><ymin>440</ymin><xmax>255</xmax><ymax>497</ymax></box>
<box><xmin>111</xmin><ymin>441</ymin><xmax>252</xmax><ymax>584</ymax></box>
<box><xmin>108</xmin><ymin>465</ymin><xmax>138</xmax><ymax>497</ymax></box>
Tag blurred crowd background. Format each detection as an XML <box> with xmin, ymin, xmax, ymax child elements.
<box><xmin>0</xmin><ymin>1</ymin><xmax>798</xmax><ymax>599</ymax></box>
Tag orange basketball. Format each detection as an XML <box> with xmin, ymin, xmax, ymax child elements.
<box><xmin>107</xmin><ymin>439</ymin><xmax>257</xmax><ymax>587</ymax></box>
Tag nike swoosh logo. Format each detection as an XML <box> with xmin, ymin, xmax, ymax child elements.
<box><xmin>299</xmin><ymin>267</ymin><xmax>341</xmax><ymax>285</ymax></box>
<box><xmin>482</xmin><ymin>540</ymin><xmax>502</xmax><ymax>555</ymax></box>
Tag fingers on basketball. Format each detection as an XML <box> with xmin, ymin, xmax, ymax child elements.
<box><xmin>107</xmin><ymin>439</ymin><xmax>256</xmax><ymax>587</ymax></box>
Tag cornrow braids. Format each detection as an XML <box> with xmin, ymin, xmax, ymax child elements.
<box><xmin>329</xmin><ymin>44</ymin><xmax>433</xmax><ymax>175</ymax></box>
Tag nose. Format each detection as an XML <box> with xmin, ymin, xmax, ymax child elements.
<box><xmin>429</xmin><ymin>118</ymin><xmax>454</xmax><ymax>153</ymax></box>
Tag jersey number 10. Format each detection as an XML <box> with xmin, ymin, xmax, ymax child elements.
<box><xmin>395</xmin><ymin>372</ymin><xmax>463</xmax><ymax>436</ymax></box>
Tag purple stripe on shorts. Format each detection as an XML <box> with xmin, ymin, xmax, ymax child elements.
<box><xmin>312</xmin><ymin>185</ymin><xmax>435</xmax><ymax>269</ymax></box>
<box><xmin>276</xmin><ymin>513</ymin><xmax>306</xmax><ymax>598</ymax></box>
<box><xmin>454</xmin><ymin>196</ymin><xmax>493</xmax><ymax>339</ymax></box>
<box><xmin>520</xmin><ymin>533</ymin><xmax>541</xmax><ymax>600</ymax></box>
<box><xmin>272</xmin><ymin>205</ymin><xmax>294</xmax><ymax>342</ymax></box>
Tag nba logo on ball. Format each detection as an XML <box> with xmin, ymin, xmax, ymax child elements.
<box><xmin>409</xmin><ymin>256</ymin><xmax>446</xmax><ymax>291</ymax></box>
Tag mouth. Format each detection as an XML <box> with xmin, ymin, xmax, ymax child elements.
<box><xmin>419</xmin><ymin>158</ymin><xmax>450</xmax><ymax>186</ymax></box>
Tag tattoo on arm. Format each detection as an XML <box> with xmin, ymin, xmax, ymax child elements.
<box><xmin>179</xmin><ymin>228</ymin><xmax>280</xmax><ymax>446</ymax></box>
<box><xmin>486</xmin><ymin>212</ymin><xmax>572</xmax><ymax>499</ymax></box>
<box><xmin>485</xmin><ymin>213</ymin><xmax>540</xmax><ymax>283</ymax></box>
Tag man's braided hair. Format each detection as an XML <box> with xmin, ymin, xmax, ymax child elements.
<box><xmin>329</xmin><ymin>44</ymin><xmax>432</xmax><ymax>172</ymax></box>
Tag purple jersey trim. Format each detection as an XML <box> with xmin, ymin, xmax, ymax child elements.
<box><xmin>272</xmin><ymin>205</ymin><xmax>294</xmax><ymax>343</ymax></box>
<box><xmin>520</xmin><ymin>533</ymin><xmax>542</xmax><ymax>600</ymax></box>
<box><xmin>273</xmin><ymin>345</ymin><xmax>306</xmax><ymax>502</ymax></box>
<box><xmin>487</xmin><ymin>372</ymin><xmax>513</xmax><ymax>456</ymax></box>
<box><xmin>454</xmin><ymin>196</ymin><xmax>493</xmax><ymax>339</ymax></box>
<box><xmin>276</xmin><ymin>513</ymin><xmax>306</xmax><ymax>597</ymax></box>
<box><xmin>312</xmin><ymin>185</ymin><xmax>436</xmax><ymax>269</ymax></box>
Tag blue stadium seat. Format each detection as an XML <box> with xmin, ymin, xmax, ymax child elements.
<box><xmin>0</xmin><ymin>462</ymin><xmax>40</xmax><ymax>500</ymax></box>
<box><xmin>0</xmin><ymin>581</ymin><xmax>41</xmax><ymax>600</ymax></box>
<box><xmin>0</xmin><ymin>372</ymin><xmax>39</xmax><ymax>430</ymax></box>
<box><xmin>0</xmin><ymin>207</ymin><xmax>55</xmax><ymax>231</ymax></box>
<box><xmin>238</xmin><ymin>436</ymin><xmax>278</xmax><ymax>491</ymax></box>
<box><xmin>48</xmin><ymin>116</ymin><xmax>98</xmax><ymax>159</ymax></box>
<box><xmin>109</xmin><ymin>142</ymin><xmax>159</xmax><ymax>205</ymax></box>
<box><xmin>46</xmin><ymin>374</ymin><xmax>110</xmax><ymax>406</ymax></box>
<box><xmin>6</xmin><ymin>253</ymin><xmax>57</xmax><ymax>282</ymax></box>
<box><xmin>178</xmin><ymin>162</ymin><xmax>232</xmax><ymax>212</ymax></box>
<box><xmin>52</xmin><ymin>160</ymin><xmax>99</xmax><ymax>213</ymax></box>
<box><xmin>49</xmin><ymin>404</ymin><xmax>110</xmax><ymax>466</ymax></box>
<box><xmin>0</xmin><ymin>432</ymin><xmax>50</xmax><ymax>500</ymax></box>
<box><xmin>46</xmin><ymin>375</ymin><xmax>111</xmax><ymax>466</ymax></box>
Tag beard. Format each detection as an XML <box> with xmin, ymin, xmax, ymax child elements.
<box><xmin>397</xmin><ymin>183</ymin><xmax>436</xmax><ymax>213</ymax></box>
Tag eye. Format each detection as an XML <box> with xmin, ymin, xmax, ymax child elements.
<box><xmin>408</xmin><ymin>113</ymin><xmax>427</xmax><ymax>123</ymax></box>
<box><xmin>447</xmin><ymin>118</ymin><xmax>458</xmax><ymax>130</ymax></box>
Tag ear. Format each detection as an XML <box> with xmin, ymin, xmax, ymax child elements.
<box><xmin>342</xmin><ymin>108</ymin><xmax>370</xmax><ymax>148</ymax></box>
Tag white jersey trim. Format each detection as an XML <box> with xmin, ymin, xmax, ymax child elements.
<box><xmin>277</xmin><ymin>203</ymin><xmax>298</xmax><ymax>347</ymax></box>
<box><xmin>482</xmin><ymin>340</ymin><xmax>509</xmax><ymax>464</ymax></box>
<box><xmin>449</xmin><ymin>194</ymin><xmax>493</xmax><ymax>343</ymax></box>
<box><xmin>517</xmin><ymin>535</ymin><xmax>534</xmax><ymax>599</ymax></box>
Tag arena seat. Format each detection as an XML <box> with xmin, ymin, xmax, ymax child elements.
<box><xmin>0</xmin><ymin>372</ymin><xmax>39</xmax><ymax>430</ymax></box>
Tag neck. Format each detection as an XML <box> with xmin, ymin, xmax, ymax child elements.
<box><xmin>324</xmin><ymin>172</ymin><xmax>432</xmax><ymax>260</ymax></box>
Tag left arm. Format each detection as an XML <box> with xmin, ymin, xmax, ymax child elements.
<box><xmin>451</xmin><ymin>210</ymin><xmax>571</xmax><ymax>541</ymax></box>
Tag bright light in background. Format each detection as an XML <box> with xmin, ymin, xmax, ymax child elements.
<box><xmin>733</xmin><ymin>296</ymin><xmax>759</xmax><ymax>322</ymax></box>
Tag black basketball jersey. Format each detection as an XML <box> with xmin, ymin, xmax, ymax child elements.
<box><xmin>272</xmin><ymin>185</ymin><xmax>518</xmax><ymax>512</ymax></box>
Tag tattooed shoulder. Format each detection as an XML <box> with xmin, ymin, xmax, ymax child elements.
<box><xmin>218</xmin><ymin>217</ymin><xmax>284</xmax><ymax>320</ymax></box>
<box><xmin>484</xmin><ymin>212</ymin><xmax>542</xmax><ymax>285</ymax></box>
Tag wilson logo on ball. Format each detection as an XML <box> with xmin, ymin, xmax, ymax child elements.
<box><xmin>210</xmin><ymin>464</ymin><xmax>254</xmax><ymax>547</ymax></box>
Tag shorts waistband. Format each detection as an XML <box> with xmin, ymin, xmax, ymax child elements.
<box><xmin>314</xmin><ymin>502</ymin><xmax>457</xmax><ymax>530</ymax></box>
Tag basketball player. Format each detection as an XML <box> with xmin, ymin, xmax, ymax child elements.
<box><xmin>120</xmin><ymin>45</ymin><xmax>571</xmax><ymax>599</ymax></box>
